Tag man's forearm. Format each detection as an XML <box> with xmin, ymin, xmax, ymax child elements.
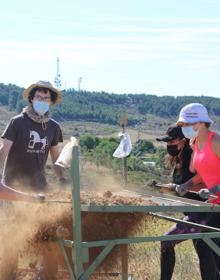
<box><xmin>0</xmin><ymin>139</ymin><xmax>13</xmax><ymax>169</ymax></box>
<box><xmin>50</xmin><ymin>145</ymin><xmax>65</xmax><ymax>180</ymax></box>
<box><xmin>0</xmin><ymin>147</ymin><xmax>7</xmax><ymax>169</ymax></box>
<box><xmin>53</xmin><ymin>163</ymin><xmax>64</xmax><ymax>179</ymax></box>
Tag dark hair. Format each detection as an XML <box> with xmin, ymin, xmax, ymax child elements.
<box><xmin>28</xmin><ymin>87</ymin><xmax>57</xmax><ymax>103</ymax></box>
<box><xmin>165</xmin><ymin>138</ymin><xmax>189</xmax><ymax>170</ymax></box>
<box><xmin>205</xmin><ymin>122</ymin><xmax>211</xmax><ymax>128</ymax></box>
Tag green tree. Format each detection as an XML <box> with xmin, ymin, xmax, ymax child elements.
<box><xmin>79</xmin><ymin>135</ymin><xmax>100</xmax><ymax>151</ymax></box>
<box><xmin>8</xmin><ymin>90</ymin><xmax>19</xmax><ymax>110</ymax></box>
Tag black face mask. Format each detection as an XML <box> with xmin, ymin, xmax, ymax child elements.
<box><xmin>167</xmin><ymin>144</ymin><xmax>180</xmax><ymax>156</ymax></box>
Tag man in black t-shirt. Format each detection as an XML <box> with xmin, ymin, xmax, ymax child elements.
<box><xmin>1</xmin><ymin>80</ymin><xmax>66</xmax><ymax>190</ymax></box>
<box><xmin>0</xmin><ymin>80</ymin><xmax>67</xmax><ymax>280</ymax></box>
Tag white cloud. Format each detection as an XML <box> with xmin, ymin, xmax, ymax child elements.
<box><xmin>2</xmin><ymin>13</ymin><xmax>220</xmax><ymax>25</ymax></box>
<box><xmin>111</xmin><ymin>27</ymin><xmax>220</xmax><ymax>34</ymax></box>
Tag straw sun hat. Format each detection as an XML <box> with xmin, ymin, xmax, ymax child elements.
<box><xmin>23</xmin><ymin>80</ymin><xmax>61</xmax><ymax>104</ymax></box>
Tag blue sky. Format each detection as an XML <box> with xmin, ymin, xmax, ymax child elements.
<box><xmin>1</xmin><ymin>0</ymin><xmax>220</xmax><ymax>97</ymax></box>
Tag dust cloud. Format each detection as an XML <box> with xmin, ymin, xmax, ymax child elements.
<box><xmin>0</xmin><ymin>195</ymin><xmax>71</xmax><ymax>279</ymax></box>
<box><xmin>81</xmin><ymin>162</ymin><xmax>124</xmax><ymax>194</ymax></box>
<box><xmin>0</xmin><ymin>164</ymin><xmax>152</xmax><ymax>279</ymax></box>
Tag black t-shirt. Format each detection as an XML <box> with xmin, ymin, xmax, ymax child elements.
<box><xmin>1</xmin><ymin>113</ymin><xmax>63</xmax><ymax>189</ymax></box>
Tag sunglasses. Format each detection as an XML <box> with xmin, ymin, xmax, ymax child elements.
<box><xmin>36</xmin><ymin>87</ymin><xmax>50</xmax><ymax>94</ymax></box>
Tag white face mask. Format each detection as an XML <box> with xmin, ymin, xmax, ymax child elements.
<box><xmin>181</xmin><ymin>126</ymin><xmax>197</xmax><ymax>139</ymax></box>
<box><xmin>33</xmin><ymin>101</ymin><xmax>50</xmax><ymax>116</ymax></box>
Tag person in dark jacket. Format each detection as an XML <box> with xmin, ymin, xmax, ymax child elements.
<box><xmin>156</xmin><ymin>125</ymin><xmax>208</xmax><ymax>280</ymax></box>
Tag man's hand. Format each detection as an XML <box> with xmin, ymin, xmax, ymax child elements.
<box><xmin>36</xmin><ymin>193</ymin><xmax>45</xmax><ymax>203</ymax></box>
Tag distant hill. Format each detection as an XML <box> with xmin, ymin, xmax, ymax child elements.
<box><xmin>1</xmin><ymin>83</ymin><xmax>220</xmax><ymax>130</ymax></box>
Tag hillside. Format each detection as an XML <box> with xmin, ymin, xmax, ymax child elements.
<box><xmin>0</xmin><ymin>105</ymin><xmax>18</xmax><ymax>133</ymax></box>
<box><xmin>1</xmin><ymin>83</ymin><xmax>220</xmax><ymax>133</ymax></box>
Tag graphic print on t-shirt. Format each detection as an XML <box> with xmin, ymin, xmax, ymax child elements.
<box><xmin>27</xmin><ymin>130</ymin><xmax>48</xmax><ymax>153</ymax></box>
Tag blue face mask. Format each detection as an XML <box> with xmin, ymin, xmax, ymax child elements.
<box><xmin>181</xmin><ymin>126</ymin><xmax>197</xmax><ymax>139</ymax></box>
<box><xmin>33</xmin><ymin>101</ymin><xmax>50</xmax><ymax>116</ymax></box>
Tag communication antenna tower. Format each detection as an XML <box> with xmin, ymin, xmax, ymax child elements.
<box><xmin>54</xmin><ymin>57</ymin><xmax>61</xmax><ymax>89</ymax></box>
<box><xmin>78</xmin><ymin>76</ymin><xmax>82</xmax><ymax>92</ymax></box>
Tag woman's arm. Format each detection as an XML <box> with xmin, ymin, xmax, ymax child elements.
<box><xmin>189</xmin><ymin>149</ymin><xmax>196</xmax><ymax>173</ymax></box>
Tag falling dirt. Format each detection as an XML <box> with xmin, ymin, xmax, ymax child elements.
<box><xmin>80</xmin><ymin>162</ymin><xmax>125</xmax><ymax>193</ymax></box>
<box><xmin>0</xmin><ymin>189</ymin><xmax>156</xmax><ymax>279</ymax></box>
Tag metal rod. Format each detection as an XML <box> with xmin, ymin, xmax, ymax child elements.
<box><xmin>203</xmin><ymin>237</ymin><xmax>220</xmax><ymax>256</ymax></box>
<box><xmin>155</xmin><ymin>183</ymin><xmax>217</xmax><ymax>199</ymax></box>
<box><xmin>44</xmin><ymin>200</ymin><xmax>72</xmax><ymax>204</ymax></box>
<box><xmin>121</xmin><ymin>245</ymin><xmax>128</xmax><ymax>280</ymax></box>
<box><xmin>81</xmin><ymin>241</ymin><xmax>115</xmax><ymax>280</ymax></box>
<box><xmin>149</xmin><ymin>212</ymin><xmax>220</xmax><ymax>232</ymax></box>
<box><xmin>58</xmin><ymin>240</ymin><xmax>76</xmax><ymax>279</ymax></box>
<box><xmin>123</xmin><ymin>157</ymin><xmax>127</xmax><ymax>187</ymax></box>
<box><xmin>81</xmin><ymin>232</ymin><xmax>220</xmax><ymax>248</ymax></box>
<box><xmin>120</xmin><ymin>114</ymin><xmax>128</xmax><ymax>187</ymax></box>
<box><xmin>81</xmin><ymin>204</ymin><xmax>220</xmax><ymax>213</ymax></box>
<box><xmin>72</xmin><ymin>146</ymin><xmax>84</xmax><ymax>278</ymax></box>
<box><xmin>123</xmin><ymin>189</ymin><xmax>204</xmax><ymax>206</ymax></box>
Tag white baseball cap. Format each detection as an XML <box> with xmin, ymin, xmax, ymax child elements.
<box><xmin>177</xmin><ymin>103</ymin><xmax>213</xmax><ymax>125</ymax></box>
